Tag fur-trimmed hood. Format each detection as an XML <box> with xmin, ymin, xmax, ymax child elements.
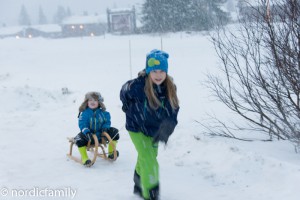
<box><xmin>79</xmin><ymin>91</ymin><xmax>106</xmax><ymax>112</ymax></box>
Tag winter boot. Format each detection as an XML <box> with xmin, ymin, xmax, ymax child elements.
<box><xmin>108</xmin><ymin>150</ymin><xmax>119</xmax><ymax>160</ymax></box>
<box><xmin>133</xmin><ymin>170</ymin><xmax>143</xmax><ymax>198</ymax></box>
<box><xmin>83</xmin><ymin>159</ymin><xmax>92</xmax><ymax>167</ymax></box>
<box><xmin>78</xmin><ymin>146</ymin><xmax>91</xmax><ymax>166</ymax></box>
<box><xmin>149</xmin><ymin>185</ymin><xmax>159</xmax><ymax>200</ymax></box>
<box><xmin>108</xmin><ymin>141</ymin><xmax>118</xmax><ymax>159</ymax></box>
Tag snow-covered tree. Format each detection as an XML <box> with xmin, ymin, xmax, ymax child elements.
<box><xmin>207</xmin><ymin>0</ymin><xmax>231</xmax><ymax>26</ymax></box>
<box><xmin>226</xmin><ymin>0</ymin><xmax>236</xmax><ymax>12</ymax></box>
<box><xmin>18</xmin><ymin>4</ymin><xmax>31</xmax><ymax>26</ymax></box>
<box><xmin>66</xmin><ymin>7</ymin><xmax>72</xmax><ymax>17</ymax></box>
<box><xmin>38</xmin><ymin>6</ymin><xmax>48</xmax><ymax>24</ymax></box>
<box><xmin>141</xmin><ymin>0</ymin><xmax>230</xmax><ymax>33</ymax></box>
<box><xmin>141</xmin><ymin>0</ymin><xmax>168</xmax><ymax>32</ymax></box>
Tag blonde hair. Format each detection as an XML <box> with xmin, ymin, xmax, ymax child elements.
<box><xmin>140</xmin><ymin>70</ymin><xmax>179</xmax><ymax>110</ymax></box>
<box><xmin>79</xmin><ymin>92</ymin><xmax>106</xmax><ymax>112</ymax></box>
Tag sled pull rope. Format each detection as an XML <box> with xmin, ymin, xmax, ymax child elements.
<box><xmin>104</xmin><ymin>125</ymin><xmax>124</xmax><ymax>145</ymax></box>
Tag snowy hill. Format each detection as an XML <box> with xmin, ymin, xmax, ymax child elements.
<box><xmin>0</xmin><ymin>32</ymin><xmax>300</xmax><ymax>200</ymax></box>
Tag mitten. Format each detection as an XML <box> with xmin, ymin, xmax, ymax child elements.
<box><xmin>122</xmin><ymin>104</ymin><xmax>129</xmax><ymax>112</ymax></box>
<box><xmin>153</xmin><ymin>119</ymin><xmax>176</xmax><ymax>144</ymax></box>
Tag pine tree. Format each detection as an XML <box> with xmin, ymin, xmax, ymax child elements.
<box><xmin>18</xmin><ymin>4</ymin><xmax>31</xmax><ymax>26</ymax></box>
<box><xmin>38</xmin><ymin>6</ymin><xmax>48</xmax><ymax>24</ymax></box>
<box><xmin>142</xmin><ymin>0</ymin><xmax>165</xmax><ymax>32</ymax></box>
<box><xmin>66</xmin><ymin>7</ymin><xmax>72</xmax><ymax>17</ymax></box>
<box><xmin>141</xmin><ymin>0</ymin><xmax>230</xmax><ymax>33</ymax></box>
<box><xmin>53</xmin><ymin>6</ymin><xmax>67</xmax><ymax>24</ymax></box>
<box><xmin>208</xmin><ymin>0</ymin><xmax>230</xmax><ymax>26</ymax></box>
<box><xmin>188</xmin><ymin>0</ymin><xmax>210</xmax><ymax>30</ymax></box>
<box><xmin>172</xmin><ymin>0</ymin><xmax>193</xmax><ymax>31</ymax></box>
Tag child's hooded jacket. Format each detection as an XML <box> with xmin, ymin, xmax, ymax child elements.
<box><xmin>78</xmin><ymin>107</ymin><xmax>111</xmax><ymax>139</ymax></box>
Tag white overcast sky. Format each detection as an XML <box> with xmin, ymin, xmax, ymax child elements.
<box><xmin>0</xmin><ymin>0</ymin><xmax>143</xmax><ymax>26</ymax></box>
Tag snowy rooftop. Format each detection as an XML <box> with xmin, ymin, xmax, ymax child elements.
<box><xmin>0</xmin><ymin>26</ymin><xmax>24</xmax><ymax>35</ymax></box>
<box><xmin>32</xmin><ymin>24</ymin><xmax>61</xmax><ymax>32</ymax></box>
<box><xmin>0</xmin><ymin>24</ymin><xmax>61</xmax><ymax>35</ymax></box>
<box><xmin>61</xmin><ymin>15</ymin><xmax>107</xmax><ymax>25</ymax></box>
<box><xmin>109</xmin><ymin>7</ymin><xmax>134</xmax><ymax>13</ymax></box>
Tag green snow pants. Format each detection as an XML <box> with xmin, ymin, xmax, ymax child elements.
<box><xmin>129</xmin><ymin>131</ymin><xmax>159</xmax><ymax>199</ymax></box>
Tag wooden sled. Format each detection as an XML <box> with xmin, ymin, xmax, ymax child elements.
<box><xmin>67</xmin><ymin>132</ymin><xmax>118</xmax><ymax>166</ymax></box>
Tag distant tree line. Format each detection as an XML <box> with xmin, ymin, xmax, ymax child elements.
<box><xmin>18</xmin><ymin>4</ymin><xmax>72</xmax><ymax>26</ymax></box>
<box><xmin>16</xmin><ymin>1</ymin><xmax>230</xmax><ymax>33</ymax></box>
<box><xmin>141</xmin><ymin>0</ymin><xmax>230</xmax><ymax>33</ymax></box>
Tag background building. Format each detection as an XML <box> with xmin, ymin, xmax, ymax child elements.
<box><xmin>61</xmin><ymin>15</ymin><xmax>107</xmax><ymax>37</ymax></box>
<box><xmin>107</xmin><ymin>6</ymin><xmax>136</xmax><ymax>34</ymax></box>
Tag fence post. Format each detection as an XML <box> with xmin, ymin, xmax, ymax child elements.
<box><xmin>129</xmin><ymin>40</ymin><xmax>132</xmax><ymax>79</ymax></box>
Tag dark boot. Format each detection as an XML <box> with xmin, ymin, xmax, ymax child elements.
<box><xmin>133</xmin><ymin>170</ymin><xmax>143</xmax><ymax>198</ymax></box>
<box><xmin>134</xmin><ymin>170</ymin><xmax>141</xmax><ymax>186</ymax></box>
<box><xmin>83</xmin><ymin>159</ymin><xmax>92</xmax><ymax>167</ymax></box>
<box><xmin>134</xmin><ymin>185</ymin><xmax>143</xmax><ymax>198</ymax></box>
<box><xmin>149</xmin><ymin>185</ymin><xmax>159</xmax><ymax>200</ymax></box>
<box><xmin>108</xmin><ymin>150</ymin><xmax>119</xmax><ymax>160</ymax></box>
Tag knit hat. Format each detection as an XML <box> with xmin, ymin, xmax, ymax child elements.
<box><xmin>85</xmin><ymin>91</ymin><xmax>104</xmax><ymax>103</ymax></box>
<box><xmin>145</xmin><ymin>49</ymin><xmax>169</xmax><ymax>74</ymax></box>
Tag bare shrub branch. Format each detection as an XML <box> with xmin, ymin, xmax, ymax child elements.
<box><xmin>204</xmin><ymin>0</ymin><xmax>300</xmax><ymax>143</ymax></box>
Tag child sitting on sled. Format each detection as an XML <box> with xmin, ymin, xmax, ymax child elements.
<box><xmin>74</xmin><ymin>91</ymin><xmax>119</xmax><ymax>166</ymax></box>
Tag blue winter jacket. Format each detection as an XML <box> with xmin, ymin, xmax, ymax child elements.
<box><xmin>120</xmin><ymin>74</ymin><xmax>179</xmax><ymax>137</ymax></box>
<box><xmin>78</xmin><ymin>107</ymin><xmax>111</xmax><ymax>139</ymax></box>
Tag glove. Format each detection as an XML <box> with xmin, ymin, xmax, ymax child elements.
<box><xmin>85</xmin><ymin>132</ymin><xmax>93</xmax><ymax>142</ymax></box>
<box><xmin>122</xmin><ymin>104</ymin><xmax>129</xmax><ymax>112</ymax></box>
<box><xmin>153</xmin><ymin>119</ymin><xmax>176</xmax><ymax>144</ymax></box>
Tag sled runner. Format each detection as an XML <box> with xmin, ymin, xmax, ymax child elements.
<box><xmin>67</xmin><ymin>132</ymin><xmax>118</xmax><ymax>166</ymax></box>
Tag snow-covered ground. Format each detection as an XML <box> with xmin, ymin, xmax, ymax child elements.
<box><xmin>0</xmin><ymin>32</ymin><xmax>300</xmax><ymax>200</ymax></box>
